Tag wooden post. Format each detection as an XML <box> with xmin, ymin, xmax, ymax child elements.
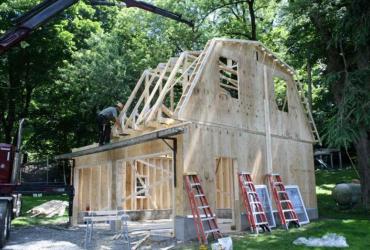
<box><xmin>98</xmin><ymin>165</ymin><xmax>102</xmax><ymax>210</ymax></box>
<box><xmin>339</xmin><ymin>151</ymin><xmax>343</xmax><ymax>169</ymax></box>
<box><xmin>263</xmin><ymin>65</ymin><xmax>273</xmax><ymax>174</ymax></box>
<box><xmin>233</xmin><ymin>160</ymin><xmax>241</xmax><ymax>231</ymax></box>
<box><xmin>72</xmin><ymin>167</ymin><xmax>80</xmax><ymax>225</ymax></box>
<box><xmin>89</xmin><ymin>168</ymin><xmax>92</xmax><ymax>210</ymax></box>
<box><xmin>171</xmin><ymin>153</ymin><xmax>176</xmax><ymax>232</ymax></box>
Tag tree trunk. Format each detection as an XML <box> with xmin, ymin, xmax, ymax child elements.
<box><xmin>4</xmin><ymin>54</ymin><xmax>18</xmax><ymax>144</ymax></box>
<box><xmin>246</xmin><ymin>0</ymin><xmax>256</xmax><ymax>40</ymax></box>
<box><xmin>354</xmin><ymin>126</ymin><xmax>370</xmax><ymax>209</ymax></box>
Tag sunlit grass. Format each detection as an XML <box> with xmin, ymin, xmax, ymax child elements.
<box><xmin>231</xmin><ymin>168</ymin><xmax>370</xmax><ymax>250</ymax></box>
<box><xmin>233</xmin><ymin>219</ymin><xmax>370</xmax><ymax>250</ymax></box>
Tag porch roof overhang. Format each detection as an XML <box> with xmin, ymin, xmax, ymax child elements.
<box><xmin>55</xmin><ymin>125</ymin><xmax>186</xmax><ymax>160</ymax></box>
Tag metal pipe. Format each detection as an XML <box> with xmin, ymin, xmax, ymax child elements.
<box><xmin>11</xmin><ymin>118</ymin><xmax>25</xmax><ymax>184</ymax></box>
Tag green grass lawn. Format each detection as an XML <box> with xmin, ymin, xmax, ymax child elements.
<box><xmin>233</xmin><ymin>219</ymin><xmax>370</xmax><ymax>250</ymax></box>
<box><xmin>12</xmin><ymin>194</ymin><xmax>69</xmax><ymax>227</ymax></box>
<box><xmin>232</xmin><ymin>168</ymin><xmax>370</xmax><ymax>250</ymax></box>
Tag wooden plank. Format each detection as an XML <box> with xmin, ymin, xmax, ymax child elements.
<box><xmin>91</xmin><ymin>167</ymin><xmax>99</xmax><ymax>210</ymax></box>
<box><xmin>129</xmin><ymin>161</ymin><xmax>134</xmax><ymax>210</ymax></box>
<box><xmin>159</xmin><ymin>158</ymin><xmax>163</xmax><ymax>209</ymax></box>
<box><xmin>226</xmin><ymin>158</ymin><xmax>230</xmax><ymax>208</ymax></box>
<box><xmin>264</xmin><ymin>65</ymin><xmax>273</xmax><ymax>174</ymax></box>
<box><xmin>216</xmin><ymin>158</ymin><xmax>221</xmax><ymax>208</ymax></box>
<box><xmin>220</xmin><ymin>157</ymin><xmax>224</xmax><ymax>208</ymax></box>
<box><xmin>119</xmin><ymin>161</ymin><xmax>125</xmax><ymax>210</ymax></box>
<box><xmin>101</xmin><ymin>164</ymin><xmax>108</xmax><ymax>209</ymax></box>
<box><xmin>98</xmin><ymin>166</ymin><xmax>102</xmax><ymax>210</ymax></box>
<box><xmin>108</xmin><ymin>161</ymin><xmax>112</xmax><ymax>209</ymax></box>
<box><xmin>120</xmin><ymin>70</ymin><xmax>147</xmax><ymax>120</ymax></box>
<box><xmin>122</xmin><ymin>176</ymin><xmax>173</xmax><ymax>202</ymax></box>
<box><xmin>72</xmin><ymin>168</ymin><xmax>80</xmax><ymax>225</ymax></box>
<box><xmin>136</xmin><ymin>59</ymin><xmax>172</xmax><ymax>124</ymax></box>
<box><xmin>146</xmin><ymin>53</ymin><xmax>186</xmax><ymax>121</ymax></box>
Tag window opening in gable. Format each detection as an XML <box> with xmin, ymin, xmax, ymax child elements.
<box><xmin>136</xmin><ymin>176</ymin><xmax>148</xmax><ymax>197</ymax></box>
<box><xmin>219</xmin><ymin>57</ymin><xmax>239</xmax><ymax>99</ymax></box>
<box><xmin>273</xmin><ymin>77</ymin><xmax>289</xmax><ymax>112</ymax></box>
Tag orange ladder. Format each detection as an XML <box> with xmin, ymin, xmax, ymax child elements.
<box><xmin>267</xmin><ymin>174</ymin><xmax>300</xmax><ymax>229</ymax></box>
<box><xmin>238</xmin><ymin>172</ymin><xmax>271</xmax><ymax>234</ymax></box>
<box><xmin>184</xmin><ymin>174</ymin><xmax>222</xmax><ymax>245</ymax></box>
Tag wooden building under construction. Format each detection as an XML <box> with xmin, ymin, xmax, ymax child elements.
<box><xmin>59</xmin><ymin>38</ymin><xmax>320</xmax><ymax>239</ymax></box>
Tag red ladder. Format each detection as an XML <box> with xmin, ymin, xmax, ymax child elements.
<box><xmin>267</xmin><ymin>174</ymin><xmax>300</xmax><ymax>229</ymax></box>
<box><xmin>184</xmin><ymin>174</ymin><xmax>222</xmax><ymax>245</ymax></box>
<box><xmin>238</xmin><ymin>172</ymin><xmax>271</xmax><ymax>234</ymax></box>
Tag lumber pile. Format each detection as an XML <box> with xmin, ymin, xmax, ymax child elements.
<box><xmin>27</xmin><ymin>200</ymin><xmax>68</xmax><ymax>217</ymax></box>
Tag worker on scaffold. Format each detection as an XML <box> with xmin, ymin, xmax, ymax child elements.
<box><xmin>96</xmin><ymin>102</ymin><xmax>124</xmax><ymax>146</ymax></box>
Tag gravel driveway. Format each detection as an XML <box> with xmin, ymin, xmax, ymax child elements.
<box><xmin>3</xmin><ymin>221</ymin><xmax>180</xmax><ymax>250</ymax></box>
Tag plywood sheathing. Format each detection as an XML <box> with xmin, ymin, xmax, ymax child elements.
<box><xmin>72</xmin><ymin>38</ymin><xmax>318</xmax><ymax>226</ymax></box>
<box><xmin>72</xmin><ymin>132</ymin><xmax>186</xmax><ymax>223</ymax></box>
<box><xmin>178</xmin><ymin>122</ymin><xmax>316</xmax><ymax>215</ymax></box>
<box><xmin>180</xmin><ymin>39</ymin><xmax>313</xmax><ymax>143</ymax></box>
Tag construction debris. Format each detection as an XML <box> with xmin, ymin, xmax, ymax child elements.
<box><xmin>293</xmin><ymin>233</ymin><xmax>349</xmax><ymax>248</ymax></box>
<box><xmin>211</xmin><ymin>237</ymin><xmax>233</xmax><ymax>250</ymax></box>
<box><xmin>27</xmin><ymin>200</ymin><xmax>68</xmax><ymax>217</ymax></box>
<box><xmin>132</xmin><ymin>233</ymin><xmax>150</xmax><ymax>250</ymax></box>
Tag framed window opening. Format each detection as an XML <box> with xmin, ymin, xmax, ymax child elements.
<box><xmin>273</xmin><ymin>76</ymin><xmax>289</xmax><ymax>112</ymax></box>
<box><xmin>219</xmin><ymin>57</ymin><xmax>239</xmax><ymax>99</ymax></box>
<box><xmin>136</xmin><ymin>175</ymin><xmax>149</xmax><ymax>198</ymax></box>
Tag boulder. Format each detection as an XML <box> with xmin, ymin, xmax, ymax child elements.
<box><xmin>332</xmin><ymin>183</ymin><xmax>361</xmax><ymax>208</ymax></box>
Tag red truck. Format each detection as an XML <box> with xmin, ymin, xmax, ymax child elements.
<box><xmin>0</xmin><ymin>119</ymin><xmax>75</xmax><ymax>247</ymax></box>
<box><xmin>0</xmin><ymin>119</ymin><xmax>27</xmax><ymax>247</ymax></box>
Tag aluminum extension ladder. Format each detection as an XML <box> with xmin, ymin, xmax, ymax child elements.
<box><xmin>267</xmin><ymin>174</ymin><xmax>300</xmax><ymax>229</ymax></box>
<box><xmin>238</xmin><ymin>172</ymin><xmax>271</xmax><ymax>234</ymax></box>
<box><xmin>184</xmin><ymin>174</ymin><xmax>222</xmax><ymax>245</ymax></box>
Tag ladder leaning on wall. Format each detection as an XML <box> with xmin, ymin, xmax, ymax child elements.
<box><xmin>267</xmin><ymin>174</ymin><xmax>300</xmax><ymax>230</ymax></box>
<box><xmin>295</xmin><ymin>76</ymin><xmax>322</xmax><ymax>145</ymax></box>
<box><xmin>238</xmin><ymin>172</ymin><xmax>271</xmax><ymax>234</ymax></box>
<box><xmin>184</xmin><ymin>173</ymin><xmax>223</xmax><ymax>245</ymax></box>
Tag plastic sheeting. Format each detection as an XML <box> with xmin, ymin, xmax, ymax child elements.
<box><xmin>293</xmin><ymin>233</ymin><xmax>349</xmax><ymax>248</ymax></box>
<box><xmin>211</xmin><ymin>237</ymin><xmax>233</xmax><ymax>250</ymax></box>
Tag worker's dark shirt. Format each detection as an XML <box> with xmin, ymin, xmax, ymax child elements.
<box><xmin>99</xmin><ymin>107</ymin><xmax>118</xmax><ymax>122</ymax></box>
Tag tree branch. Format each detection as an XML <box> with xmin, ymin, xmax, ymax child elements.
<box><xmin>196</xmin><ymin>0</ymin><xmax>247</xmax><ymax>28</ymax></box>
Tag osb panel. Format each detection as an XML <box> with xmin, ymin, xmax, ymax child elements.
<box><xmin>180</xmin><ymin>123</ymin><xmax>268</xmax><ymax>215</ymax></box>
<box><xmin>272</xmin><ymin>137</ymin><xmax>317</xmax><ymax>209</ymax></box>
<box><xmin>178</xmin><ymin>123</ymin><xmax>315</xmax><ymax>216</ymax></box>
<box><xmin>180</xmin><ymin>40</ymin><xmax>313</xmax><ymax>142</ymax></box>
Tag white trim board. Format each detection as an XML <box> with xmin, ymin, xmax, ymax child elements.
<box><xmin>255</xmin><ymin>185</ymin><xmax>276</xmax><ymax>228</ymax></box>
<box><xmin>285</xmin><ymin>185</ymin><xmax>310</xmax><ymax>225</ymax></box>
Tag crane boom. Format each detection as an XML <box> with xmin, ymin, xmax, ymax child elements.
<box><xmin>0</xmin><ymin>0</ymin><xmax>193</xmax><ymax>54</ymax></box>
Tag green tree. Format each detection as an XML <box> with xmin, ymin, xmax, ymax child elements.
<box><xmin>0</xmin><ymin>0</ymin><xmax>103</xmax><ymax>157</ymax></box>
<box><xmin>285</xmin><ymin>0</ymin><xmax>370</xmax><ymax>209</ymax></box>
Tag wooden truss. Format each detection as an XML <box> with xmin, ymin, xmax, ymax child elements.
<box><xmin>116</xmin><ymin>40</ymin><xmax>216</xmax><ymax>135</ymax></box>
<box><xmin>116</xmin><ymin>38</ymin><xmax>321</xmax><ymax>144</ymax></box>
